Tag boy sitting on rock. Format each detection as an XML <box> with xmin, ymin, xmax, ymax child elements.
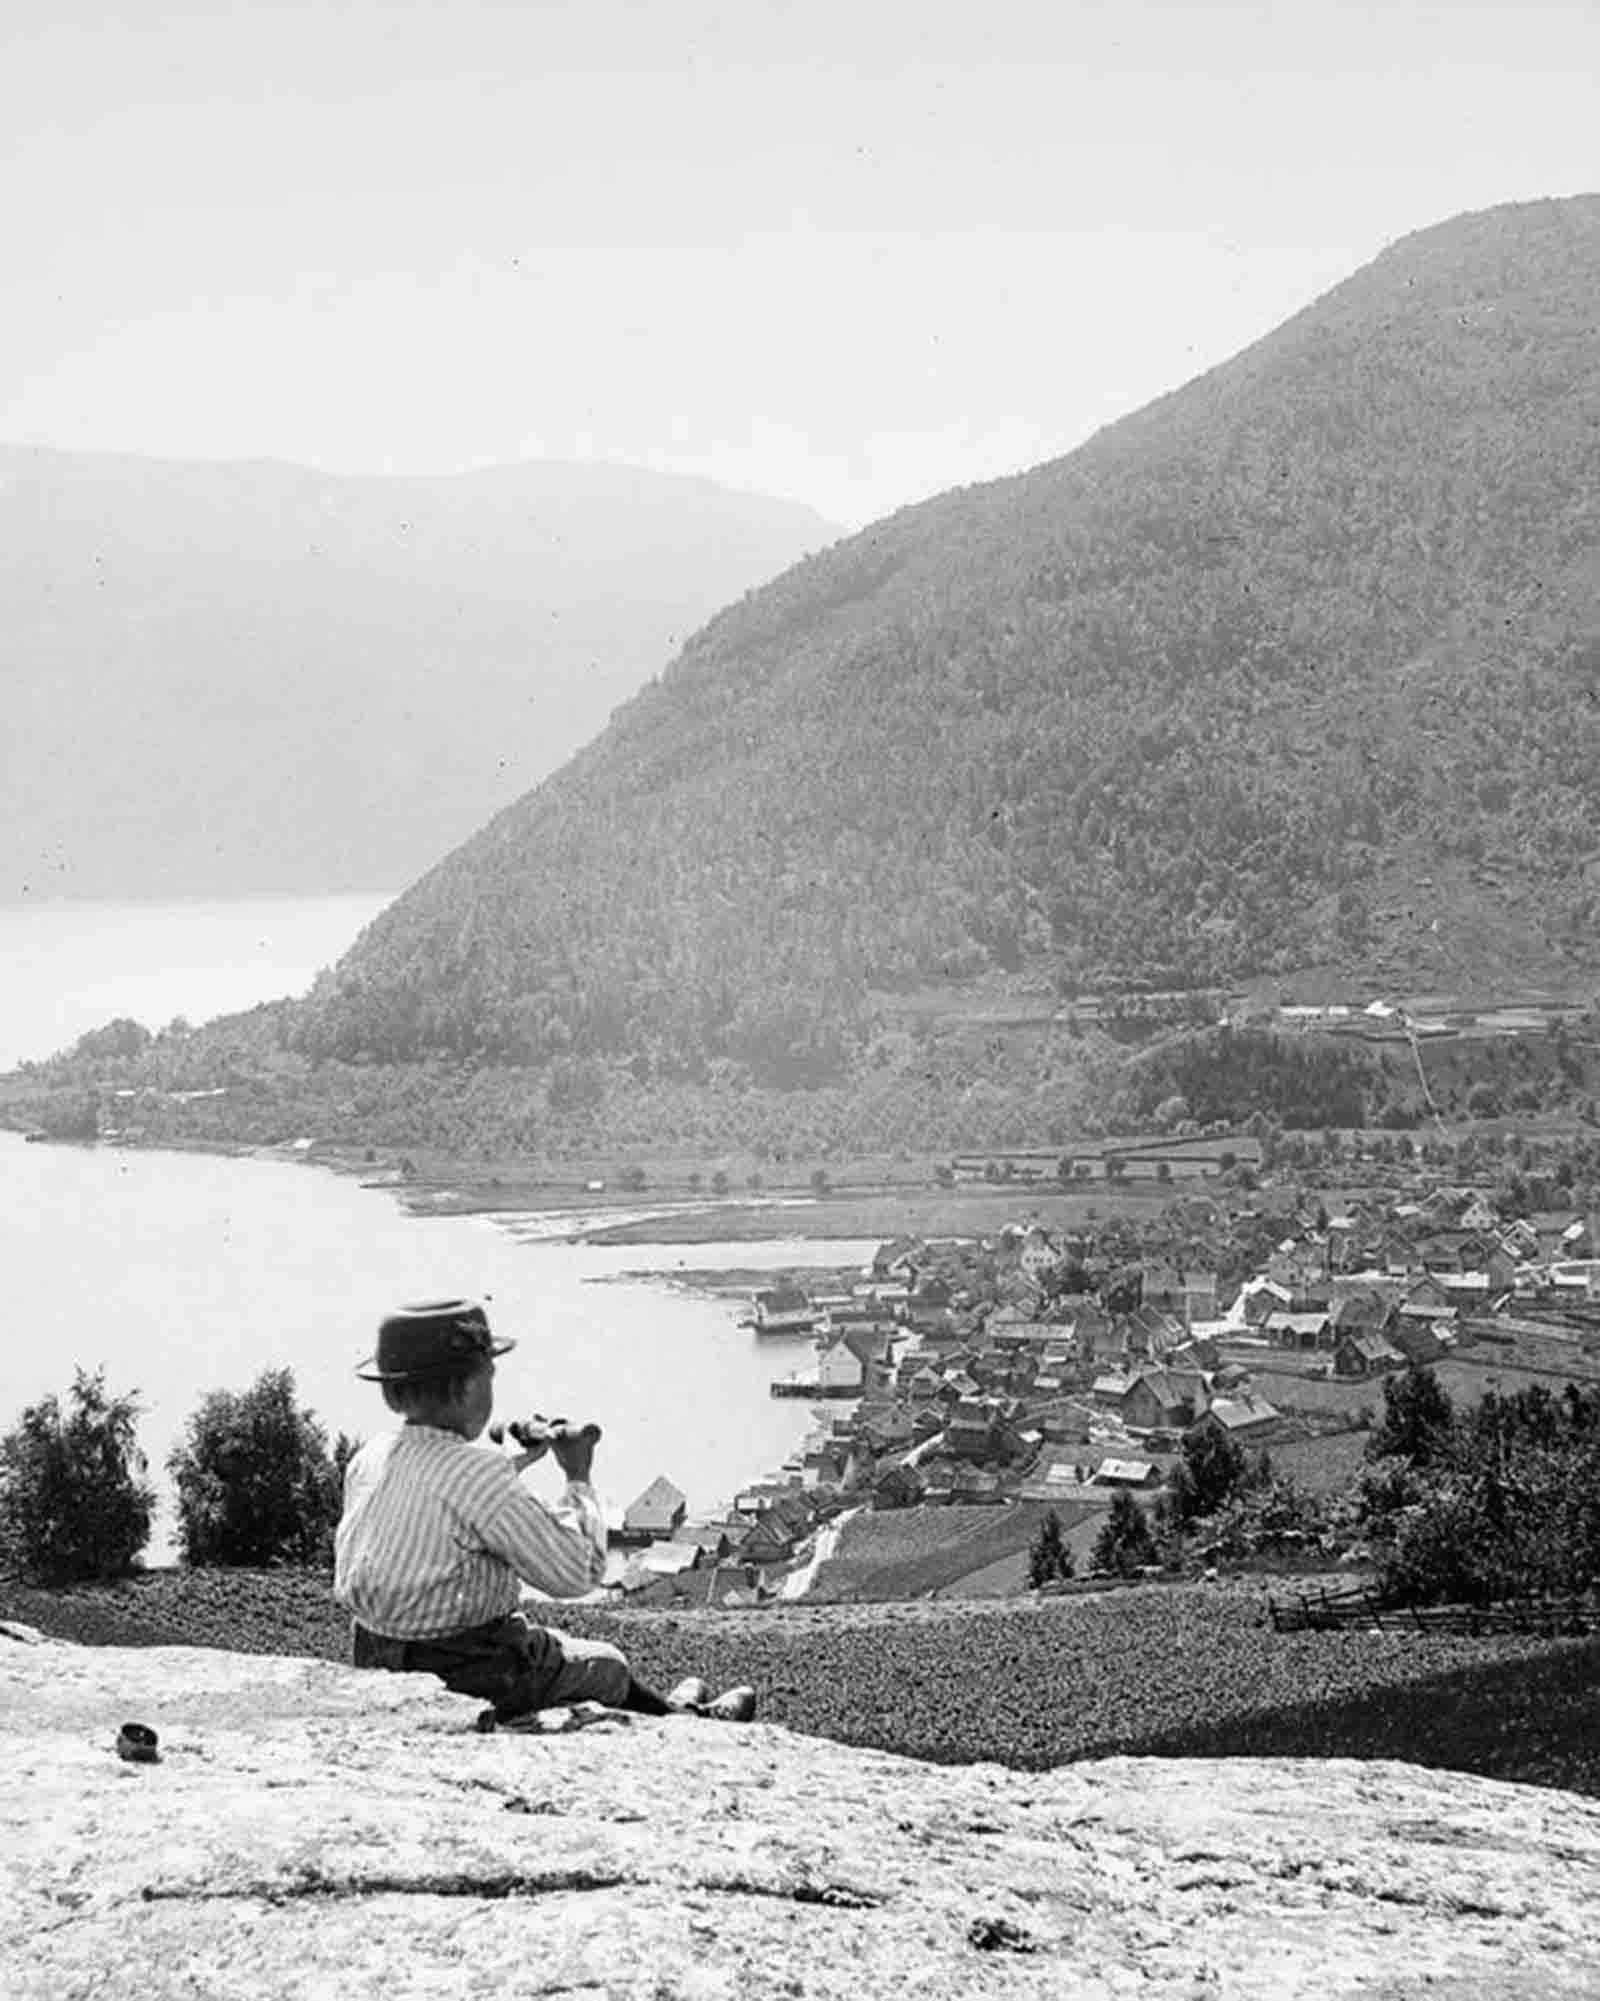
<box><xmin>335</xmin><ymin>1298</ymin><xmax>754</xmax><ymax>1725</ymax></box>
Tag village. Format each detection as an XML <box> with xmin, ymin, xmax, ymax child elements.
<box><xmin>601</xmin><ymin>1169</ymin><xmax>1600</xmax><ymax>1603</ymax></box>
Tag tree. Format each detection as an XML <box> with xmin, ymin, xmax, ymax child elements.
<box><xmin>71</xmin><ymin>1016</ymin><xmax>153</xmax><ymax>1062</ymax></box>
<box><xmin>618</xmin><ymin>1163</ymin><xmax>648</xmax><ymax>1193</ymax></box>
<box><xmin>168</xmin><ymin>1369</ymin><xmax>341</xmax><ymax>1567</ymax></box>
<box><xmin>809</xmin><ymin>1167</ymin><xmax>832</xmax><ymax>1197</ymax></box>
<box><xmin>1366</xmin><ymin>1364</ymin><xmax>1455</xmax><ymax>1468</ymax></box>
<box><xmin>710</xmin><ymin>1169</ymin><xmax>730</xmax><ymax>1196</ymax></box>
<box><xmin>1027</xmin><ymin>1507</ymin><xmax>1076</xmax><ymax>1587</ymax></box>
<box><xmin>0</xmin><ymin>1369</ymin><xmax>154</xmax><ymax>1583</ymax></box>
<box><xmin>1091</xmin><ymin>1490</ymin><xmax>1157</xmax><ymax>1576</ymax></box>
<box><xmin>1169</xmin><ymin>1423</ymin><xmax>1246</xmax><ymax>1526</ymax></box>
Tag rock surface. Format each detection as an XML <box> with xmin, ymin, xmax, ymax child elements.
<box><xmin>4</xmin><ymin>1629</ymin><xmax>1598</xmax><ymax>1998</ymax></box>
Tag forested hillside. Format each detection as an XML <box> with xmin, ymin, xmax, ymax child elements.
<box><xmin>284</xmin><ymin>197</ymin><xmax>1600</xmax><ymax>1094</ymax></box>
<box><xmin>1</xmin><ymin>450</ymin><xmax>835</xmax><ymax>899</ymax></box>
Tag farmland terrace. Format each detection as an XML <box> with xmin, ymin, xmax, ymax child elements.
<box><xmin>4</xmin><ymin>1569</ymin><xmax>1596</xmax><ymax>1799</ymax></box>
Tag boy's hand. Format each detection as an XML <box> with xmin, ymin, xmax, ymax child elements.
<box><xmin>493</xmin><ymin>1416</ymin><xmax>600</xmax><ymax>1481</ymax></box>
<box><xmin>551</xmin><ymin>1426</ymin><xmax>597</xmax><ymax>1482</ymax></box>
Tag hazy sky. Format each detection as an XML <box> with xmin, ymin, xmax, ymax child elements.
<box><xmin>2</xmin><ymin>0</ymin><xmax>1594</xmax><ymax>528</ymax></box>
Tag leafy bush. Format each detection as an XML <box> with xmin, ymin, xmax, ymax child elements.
<box><xmin>1369</xmin><ymin>1381</ymin><xmax>1600</xmax><ymax>1606</ymax></box>
<box><xmin>0</xmin><ymin>1370</ymin><xmax>154</xmax><ymax>1583</ymax></box>
<box><xmin>168</xmin><ymin>1369</ymin><xmax>345</xmax><ymax>1569</ymax></box>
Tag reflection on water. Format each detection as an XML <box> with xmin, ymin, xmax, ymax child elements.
<box><xmin>2</xmin><ymin>1133</ymin><xmax>874</xmax><ymax>1561</ymax></box>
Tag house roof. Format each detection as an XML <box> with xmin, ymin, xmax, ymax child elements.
<box><xmin>755</xmin><ymin>1286</ymin><xmax>811</xmax><ymax>1313</ymax></box>
<box><xmin>1096</xmin><ymin>1457</ymin><xmax>1157</xmax><ymax>1483</ymax></box>
<box><xmin>987</xmin><ymin>1303</ymin><xmax>1036</xmax><ymax>1329</ymax></box>
<box><xmin>1332</xmin><ymin>1293</ymin><xmax>1393</xmax><ymax>1329</ymax></box>
<box><xmin>623</xmin><ymin>1475</ymin><xmax>686</xmax><ymax>1522</ymax></box>
<box><xmin>740</xmin><ymin>1518</ymin><xmax>796</xmax><ymax>1556</ymax></box>
<box><xmin>1342</xmin><ymin>1330</ymin><xmax>1403</xmax><ymax>1361</ymax></box>
<box><xmin>675</xmin><ymin>1523</ymin><xmax>733</xmax><ymax>1552</ymax></box>
<box><xmin>626</xmin><ymin>1541</ymin><xmax>702</xmax><ymax>1578</ymax></box>
<box><xmin>841</xmin><ymin>1327</ymin><xmax>893</xmax><ymax>1365</ymax></box>
<box><xmin>1204</xmin><ymin>1394</ymin><xmax>1279</xmax><ymax>1431</ymax></box>
<box><xmin>1241</xmin><ymin>1278</ymin><xmax>1294</xmax><ymax>1306</ymax></box>
<box><xmin>1264</xmin><ymin>1310</ymin><xmax>1332</xmax><ymax>1335</ymax></box>
<box><xmin>1118</xmin><ymin>1367</ymin><xmax>1195</xmax><ymax>1409</ymax></box>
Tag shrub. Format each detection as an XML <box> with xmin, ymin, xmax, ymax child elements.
<box><xmin>168</xmin><ymin>1369</ymin><xmax>343</xmax><ymax>1568</ymax></box>
<box><xmin>0</xmin><ymin>1369</ymin><xmax>155</xmax><ymax>1583</ymax></box>
<box><xmin>1370</xmin><ymin>1384</ymin><xmax>1600</xmax><ymax>1605</ymax></box>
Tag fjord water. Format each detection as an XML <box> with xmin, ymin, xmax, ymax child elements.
<box><xmin>2</xmin><ymin>1131</ymin><xmax>870</xmax><ymax>1561</ymax></box>
<box><xmin>1</xmin><ymin>895</ymin><xmax>871</xmax><ymax>1559</ymax></box>
<box><xmin>0</xmin><ymin>894</ymin><xmax>395</xmax><ymax>1070</ymax></box>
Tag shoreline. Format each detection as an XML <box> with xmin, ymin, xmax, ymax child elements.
<box><xmin>312</xmin><ymin>1148</ymin><xmax>1197</xmax><ymax>1247</ymax></box>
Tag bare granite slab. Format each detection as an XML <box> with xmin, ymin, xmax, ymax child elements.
<box><xmin>3</xmin><ymin>1627</ymin><xmax>1597</xmax><ymax>1998</ymax></box>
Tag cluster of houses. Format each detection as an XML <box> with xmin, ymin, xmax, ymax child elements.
<box><xmin>1233</xmin><ymin>1188</ymin><xmax>1600</xmax><ymax>1378</ymax></box>
<box><xmin>599</xmin><ymin>1187</ymin><xmax>1600</xmax><ymax>1602</ymax></box>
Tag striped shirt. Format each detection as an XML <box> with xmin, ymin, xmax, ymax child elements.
<box><xmin>333</xmin><ymin>1425</ymin><xmax>608</xmax><ymax>1640</ymax></box>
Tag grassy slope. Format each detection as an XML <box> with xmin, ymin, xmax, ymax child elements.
<box><xmin>4</xmin><ymin>1569</ymin><xmax>1594</xmax><ymax>1797</ymax></box>
<box><xmin>806</xmin><ymin>1501</ymin><xmax>1109</xmax><ymax>1603</ymax></box>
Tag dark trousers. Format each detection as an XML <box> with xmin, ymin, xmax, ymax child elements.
<box><xmin>352</xmin><ymin>1611</ymin><xmax>630</xmax><ymax>1718</ymax></box>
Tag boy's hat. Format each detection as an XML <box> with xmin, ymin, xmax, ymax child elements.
<box><xmin>355</xmin><ymin>1299</ymin><xmax>515</xmax><ymax>1382</ymax></box>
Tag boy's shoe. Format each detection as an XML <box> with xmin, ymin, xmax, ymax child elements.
<box><xmin>704</xmin><ymin>1685</ymin><xmax>757</xmax><ymax>1723</ymax></box>
<box><xmin>666</xmin><ymin>1676</ymin><xmax>711</xmax><ymax>1712</ymax></box>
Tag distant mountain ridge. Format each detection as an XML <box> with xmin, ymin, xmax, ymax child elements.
<box><xmin>0</xmin><ymin>447</ymin><xmax>838</xmax><ymax>900</ymax></box>
<box><xmin>288</xmin><ymin>195</ymin><xmax>1599</xmax><ymax>1091</ymax></box>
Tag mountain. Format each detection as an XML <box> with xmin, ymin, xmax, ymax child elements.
<box><xmin>0</xmin><ymin>449</ymin><xmax>838</xmax><ymax>900</ymax></box>
<box><xmin>288</xmin><ymin>195</ymin><xmax>1600</xmax><ymax>1098</ymax></box>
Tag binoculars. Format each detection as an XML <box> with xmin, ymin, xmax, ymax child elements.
<box><xmin>489</xmin><ymin>1417</ymin><xmax>602</xmax><ymax>1451</ymax></box>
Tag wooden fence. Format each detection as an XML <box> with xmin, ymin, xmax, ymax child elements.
<box><xmin>1268</xmin><ymin>1579</ymin><xmax>1600</xmax><ymax>1638</ymax></box>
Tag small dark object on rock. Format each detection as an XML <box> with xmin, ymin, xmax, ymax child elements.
<box><xmin>967</xmin><ymin>1916</ymin><xmax>1040</xmax><ymax>1954</ymax></box>
<box><xmin>475</xmin><ymin>1707</ymin><xmax>498</xmax><ymax>1733</ymax></box>
<box><xmin>116</xmin><ymin>1722</ymin><xmax>160</xmax><ymax>1764</ymax></box>
<box><xmin>792</xmin><ymin>1881</ymin><xmax>884</xmax><ymax>1910</ymax></box>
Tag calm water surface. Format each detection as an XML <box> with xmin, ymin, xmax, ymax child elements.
<box><xmin>2</xmin><ymin>1133</ymin><xmax>873</xmax><ymax>1561</ymax></box>
<box><xmin>0</xmin><ymin>893</ymin><xmax>394</xmax><ymax>1070</ymax></box>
